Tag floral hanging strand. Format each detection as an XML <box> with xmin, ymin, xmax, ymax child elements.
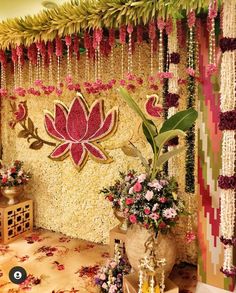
<box><xmin>185</xmin><ymin>10</ymin><xmax>197</xmax><ymax>244</ymax></box>
<box><xmin>207</xmin><ymin>0</ymin><xmax>218</xmax><ymax>76</ymax></box>
<box><xmin>73</xmin><ymin>35</ymin><xmax>79</xmax><ymax>82</ymax></box>
<box><xmin>11</xmin><ymin>48</ymin><xmax>18</xmax><ymax>91</ymax></box>
<box><xmin>219</xmin><ymin>0</ymin><xmax>236</xmax><ymax>278</ymax></box>
<box><xmin>65</xmin><ymin>35</ymin><xmax>72</xmax><ymax>79</ymax></box>
<box><xmin>84</xmin><ymin>31</ymin><xmax>90</xmax><ymax>81</ymax></box>
<box><xmin>127</xmin><ymin>24</ymin><xmax>133</xmax><ymax>74</ymax></box>
<box><xmin>0</xmin><ymin>49</ymin><xmax>7</xmax><ymax>97</ymax></box>
<box><xmin>109</xmin><ymin>28</ymin><xmax>115</xmax><ymax>76</ymax></box>
<box><xmin>166</xmin><ymin>20</ymin><xmax>180</xmax><ymax>178</ymax></box>
<box><xmin>119</xmin><ymin>25</ymin><xmax>126</xmax><ymax>79</ymax></box>
<box><xmin>35</xmin><ymin>42</ymin><xmax>42</xmax><ymax>82</ymax></box>
<box><xmin>47</xmin><ymin>41</ymin><xmax>54</xmax><ymax>85</ymax></box>
<box><xmin>186</xmin><ymin>10</ymin><xmax>196</xmax><ymax>191</ymax></box>
<box><xmin>16</xmin><ymin>45</ymin><xmax>24</xmax><ymax>89</ymax></box>
<box><xmin>157</xmin><ymin>18</ymin><xmax>165</xmax><ymax>73</ymax></box>
<box><xmin>149</xmin><ymin>20</ymin><xmax>156</xmax><ymax>77</ymax></box>
<box><xmin>137</xmin><ymin>25</ymin><xmax>143</xmax><ymax>76</ymax></box>
<box><xmin>55</xmin><ymin>36</ymin><xmax>63</xmax><ymax>96</ymax></box>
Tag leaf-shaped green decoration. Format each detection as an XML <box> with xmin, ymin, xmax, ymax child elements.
<box><xmin>155</xmin><ymin>129</ymin><xmax>185</xmax><ymax>149</ymax></box>
<box><xmin>118</xmin><ymin>87</ymin><xmax>158</xmax><ymax>137</ymax></box>
<box><xmin>159</xmin><ymin>108</ymin><xmax>198</xmax><ymax>133</ymax></box>
<box><xmin>29</xmin><ymin>140</ymin><xmax>43</xmax><ymax>150</ymax></box>
<box><xmin>28</xmin><ymin>117</ymin><xmax>34</xmax><ymax>133</ymax></box>
<box><xmin>156</xmin><ymin>146</ymin><xmax>185</xmax><ymax>167</ymax></box>
<box><xmin>18</xmin><ymin>130</ymin><xmax>29</xmax><ymax>138</ymax></box>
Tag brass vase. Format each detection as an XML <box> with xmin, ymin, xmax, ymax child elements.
<box><xmin>125</xmin><ymin>224</ymin><xmax>177</xmax><ymax>277</ymax></box>
<box><xmin>1</xmin><ymin>185</ymin><xmax>24</xmax><ymax>205</ymax></box>
<box><xmin>114</xmin><ymin>209</ymin><xmax>128</xmax><ymax>231</ymax></box>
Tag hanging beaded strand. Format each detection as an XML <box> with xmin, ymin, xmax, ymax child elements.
<box><xmin>207</xmin><ymin>0</ymin><xmax>218</xmax><ymax>75</ymax></box>
<box><xmin>11</xmin><ymin>48</ymin><xmax>18</xmax><ymax>90</ymax></box>
<box><xmin>65</xmin><ymin>35</ymin><xmax>72</xmax><ymax>78</ymax></box>
<box><xmin>73</xmin><ymin>35</ymin><xmax>79</xmax><ymax>83</ymax></box>
<box><xmin>55</xmin><ymin>36</ymin><xmax>63</xmax><ymax>90</ymax></box>
<box><xmin>84</xmin><ymin>31</ymin><xmax>90</xmax><ymax>81</ymax></box>
<box><xmin>127</xmin><ymin>24</ymin><xmax>133</xmax><ymax>74</ymax></box>
<box><xmin>47</xmin><ymin>41</ymin><xmax>54</xmax><ymax>85</ymax></box>
<box><xmin>119</xmin><ymin>25</ymin><xmax>126</xmax><ymax>79</ymax></box>
<box><xmin>149</xmin><ymin>21</ymin><xmax>156</xmax><ymax>77</ymax></box>
<box><xmin>109</xmin><ymin>28</ymin><xmax>115</xmax><ymax>77</ymax></box>
<box><xmin>16</xmin><ymin>45</ymin><xmax>23</xmax><ymax>88</ymax></box>
<box><xmin>137</xmin><ymin>25</ymin><xmax>143</xmax><ymax>76</ymax></box>
<box><xmin>0</xmin><ymin>50</ymin><xmax>7</xmax><ymax>92</ymax></box>
<box><xmin>157</xmin><ymin>18</ymin><xmax>165</xmax><ymax>73</ymax></box>
<box><xmin>36</xmin><ymin>42</ymin><xmax>42</xmax><ymax>81</ymax></box>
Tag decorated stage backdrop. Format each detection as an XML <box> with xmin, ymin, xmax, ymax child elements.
<box><xmin>0</xmin><ymin>0</ymin><xmax>235</xmax><ymax>291</ymax></box>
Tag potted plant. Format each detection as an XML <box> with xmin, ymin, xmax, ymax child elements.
<box><xmin>0</xmin><ymin>160</ymin><xmax>31</xmax><ymax>205</ymax></box>
<box><xmin>115</xmin><ymin>88</ymin><xmax>198</xmax><ymax>275</ymax></box>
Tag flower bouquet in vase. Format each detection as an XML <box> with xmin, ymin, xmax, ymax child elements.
<box><xmin>101</xmin><ymin>170</ymin><xmax>137</xmax><ymax>231</ymax></box>
<box><xmin>0</xmin><ymin>160</ymin><xmax>31</xmax><ymax>205</ymax></box>
<box><xmin>116</xmin><ymin>88</ymin><xmax>198</xmax><ymax>276</ymax></box>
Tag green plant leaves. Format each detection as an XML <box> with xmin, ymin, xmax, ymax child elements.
<box><xmin>155</xmin><ymin>129</ymin><xmax>186</xmax><ymax>149</ymax></box>
<box><xmin>159</xmin><ymin>108</ymin><xmax>198</xmax><ymax>133</ymax></box>
<box><xmin>156</xmin><ymin>146</ymin><xmax>185</xmax><ymax>167</ymax></box>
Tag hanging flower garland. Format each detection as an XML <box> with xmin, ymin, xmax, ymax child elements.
<box><xmin>207</xmin><ymin>0</ymin><xmax>218</xmax><ymax>77</ymax></box>
<box><xmin>0</xmin><ymin>49</ymin><xmax>7</xmax><ymax>97</ymax></box>
<box><xmin>166</xmin><ymin>20</ymin><xmax>180</xmax><ymax>178</ymax></box>
<box><xmin>184</xmin><ymin>10</ymin><xmax>197</xmax><ymax>244</ymax></box>
<box><xmin>219</xmin><ymin>0</ymin><xmax>236</xmax><ymax>278</ymax></box>
<box><xmin>119</xmin><ymin>25</ymin><xmax>126</xmax><ymax>79</ymax></box>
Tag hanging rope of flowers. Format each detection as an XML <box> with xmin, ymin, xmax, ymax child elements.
<box><xmin>166</xmin><ymin>20</ymin><xmax>180</xmax><ymax>178</ymax></box>
<box><xmin>219</xmin><ymin>0</ymin><xmax>236</xmax><ymax>278</ymax></box>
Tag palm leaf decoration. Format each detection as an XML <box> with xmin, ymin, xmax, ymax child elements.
<box><xmin>0</xmin><ymin>0</ymin><xmax>216</xmax><ymax>49</ymax></box>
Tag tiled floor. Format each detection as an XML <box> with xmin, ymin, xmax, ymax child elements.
<box><xmin>0</xmin><ymin>228</ymin><xmax>198</xmax><ymax>293</ymax></box>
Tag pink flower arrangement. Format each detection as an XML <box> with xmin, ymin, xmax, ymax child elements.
<box><xmin>102</xmin><ymin>170</ymin><xmax>185</xmax><ymax>234</ymax></box>
<box><xmin>0</xmin><ymin>160</ymin><xmax>31</xmax><ymax>187</ymax></box>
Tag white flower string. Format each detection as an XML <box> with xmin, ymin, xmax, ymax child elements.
<box><xmin>167</xmin><ymin>21</ymin><xmax>179</xmax><ymax>178</ymax></box>
<box><xmin>219</xmin><ymin>0</ymin><xmax>236</xmax><ymax>277</ymax></box>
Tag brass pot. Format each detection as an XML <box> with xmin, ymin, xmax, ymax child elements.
<box><xmin>114</xmin><ymin>209</ymin><xmax>128</xmax><ymax>231</ymax></box>
<box><xmin>1</xmin><ymin>185</ymin><xmax>24</xmax><ymax>205</ymax></box>
<box><xmin>125</xmin><ymin>224</ymin><xmax>176</xmax><ymax>277</ymax></box>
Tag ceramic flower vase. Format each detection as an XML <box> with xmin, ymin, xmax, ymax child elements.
<box><xmin>1</xmin><ymin>185</ymin><xmax>24</xmax><ymax>205</ymax></box>
<box><xmin>125</xmin><ymin>224</ymin><xmax>176</xmax><ymax>277</ymax></box>
<box><xmin>114</xmin><ymin>209</ymin><xmax>128</xmax><ymax>231</ymax></box>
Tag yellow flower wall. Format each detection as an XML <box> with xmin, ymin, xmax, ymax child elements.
<box><xmin>1</xmin><ymin>44</ymin><xmax>197</xmax><ymax>263</ymax></box>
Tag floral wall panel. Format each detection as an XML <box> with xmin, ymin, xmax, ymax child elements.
<box><xmin>1</xmin><ymin>44</ymin><xmax>197</xmax><ymax>264</ymax></box>
<box><xmin>198</xmin><ymin>23</ymin><xmax>235</xmax><ymax>291</ymax></box>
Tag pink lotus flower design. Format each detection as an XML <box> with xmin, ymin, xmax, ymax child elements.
<box><xmin>44</xmin><ymin>93</ymin><xmax>118</xmax><ymax>170</ymax></box>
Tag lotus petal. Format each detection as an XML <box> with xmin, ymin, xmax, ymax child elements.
<box><xmin>54</xmin><ymin>103</ymin><xmax>71</xmax><ymax>141</ymax></box>
<box><xmin>145</xmin><ymin>95</ymin><xmax>162</xmax><ymax>118</ymax></box>
<box><xmin>67</xmin><ymin>96</ymin><xmax>88</xmax><ymax>142</ymax></box>
<box><xmin>44</xmin><ymin>113</ymin><xmax>63</xmax><ymax>140</ymax></box>
<box><xmin>83</xmin><ymin>99</ymin><xmax>104</xmax><ymax>140</ymax></box>
<box><xmin>49</xmin><ymin>142</ymin><xmax>70</xmax><ymax>159</ymax></box>
<box><xmin>84</xmin><ymin>142</ymin><xmax>111</xmax><ymax>162</ymax></box>
<box><xmin>70</xmin><ymin>143</ymin><xmax>88</xmax><ymax>168</ymax></box>
<box><xmin>90</xmin><ymin>109</ymin><xmax>117</xmax><ymax>142</ymax></box>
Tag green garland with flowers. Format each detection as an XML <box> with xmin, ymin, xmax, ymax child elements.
<box><xmin>0</xmin><ymin>0</ymin><xmax>220</xmax><ymax>49</ymax></box>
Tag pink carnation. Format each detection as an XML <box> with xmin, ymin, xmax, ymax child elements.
<box><xmin>133</xmin><ymin>182</ymin><xmax>142</xmax><ymax>192</ymax></box>
<box><xmin>129</xmin><ymin>214</ymin><xmax>137</xmax><ymax>224</ymax></box>
<box><xmin>144</xmin><ymin>208</ymin><xmax>151</xmax><ymax>215</ymax></box>
<box><xmin>125</xmin><ymin>198</ymin><xmax>134</xmax><ymax>205</ymax></box>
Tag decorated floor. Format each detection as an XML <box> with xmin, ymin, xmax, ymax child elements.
<box><xmin>0</xmin><ymin>229</ymin><xmax>197</xmax><ymax>293</ymax></box>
